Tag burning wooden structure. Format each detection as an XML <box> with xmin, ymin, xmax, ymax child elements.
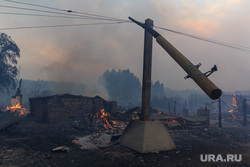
<box><xmin>29</xmin><ymin>94</ymin><xmax>117</xmax><ymax>123</ymax></box>
<box><xmin>4</xmin><ymin>78</ymin><xmax>30</xmax><ymax>116</ymax></box>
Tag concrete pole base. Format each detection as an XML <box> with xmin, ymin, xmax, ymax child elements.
<box><xmin>120</xmin><ymin>120</ymin><xmax>176</xmax><ymax>153</ymax></box>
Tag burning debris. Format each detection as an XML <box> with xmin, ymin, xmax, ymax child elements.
<box><xmin>227</xmin><ymin>109</ymin><xmax>242</xmax><ymax>121</ymax></box>
<box><xmin>72</xmin><ymin>108</ymin><xmax>128</xmax><ymax>150</ymax></box>
<box><xmin>72</xmin><ymin>107</ymin><xmax>127</xmax><ymax>134</ymax></box>
<box><xmin>131</xmin><ymin>113</ymin><xmax>140</xmax><ymax>120</ymax></box>
<box><xmin>228</xmin><ymin>94</ymin><xmax>239</xmax><ymax>121</ymax></box>
<box><xmin>0</xmin><ymin>103</ymin><xmax>29</xmax><ymax>133</ymax></box>
<box><xmin>0</xmin><ymin>78</ymin><xmax>29</xmax><ymax>132</ymax></box>
<box><xmin>5</xmin><ymin>103</ymin><xmax>30</xmax><ymax>116</ymax></box>
<box><xmin>233</xmin><ymin>94</ymin><xmax>237</xmax><ymax>107</ymax></box>
<box><xmin>165</xmin><ymin>118</ymin><xmax>181</xmax><ymax>128</ymax></box>
<box><xmin>223</xmin><ymin>94</ymin><xmax>247</xmax><ymax>123</ymax></box>
<box><xmin>93</xmin><ymin>109</ymin><xmax>116</xmax><ymax>130</ymax></box>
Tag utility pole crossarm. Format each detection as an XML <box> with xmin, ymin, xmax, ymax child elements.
<box><xmin>128</xmin><ymin>17</ymin><xmax>160</xmax><ymax>38</ymax></box>
<box><xmin>129</xmin><ymin>17</ymin><xmax>222</xmax><ymax>100</ymax></box>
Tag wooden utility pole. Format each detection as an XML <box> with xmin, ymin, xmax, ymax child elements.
<box><xmin>174</xmin><ymin>100</ymin><xmax>176</xmax><ymax>115</ymax></box>
<box><xmin>218</xmin><ymin>98</ymin><xmax>222</xmax><ymax>128</ymax></box>
<box><xmin>141</xmin><ymin>19</ymin><xmax>153</xmax><ymax>121</ymax></box>
<box><xmin>243</xmin><ymin>98</ymin><xmax>247</xmax><ymax>126</ymax></box>
<box><xmin>120</xmin><ymin>18</ymin><xmax>176</xmax><ymax>153</ymax></box>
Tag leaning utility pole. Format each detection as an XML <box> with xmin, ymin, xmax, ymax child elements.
<box><xmin>128</xmin><ymin>17</ymin><xmax>222</xmax><ymax>100</ymax></box>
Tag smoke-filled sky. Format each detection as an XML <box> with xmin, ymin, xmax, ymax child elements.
<box><xmin>1</xmin><ymin>0</ymin><xmax>250</xmax><ymax>92</ymax></box>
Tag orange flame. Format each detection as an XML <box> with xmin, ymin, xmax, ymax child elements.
<box><xmin>6</xmin><ymin>103</ymin><xmax>30</xmax><ymax>115</ymax></box>
<box><xmin>165</xmin><ymin>118</ymin><xmax>178</xmax><ymax>128</ymax></box>
<box><xmin>233</xmin><ymin>94</ymin><xmax>237</xmax><ymax>107</ymax></box>
<box><xmin>132</xmin><ymin>113</ymin><xmax>140</xmax><ymax>120</ymax></box>
<box><xmin>165</xmin><ymin>118</ymin><xmax>177</xmax><ymax>122</ymax></box>
<box><xmin>95</xmin><ymin>109</ymin><xmax>115</xmax><ymax>130</ymax></box>
<box><xmin>227</xmin><ymin>108</ymin><xmax>240</xmax><ymax>121</ymax></box>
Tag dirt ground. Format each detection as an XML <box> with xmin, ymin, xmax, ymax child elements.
<box><xmin>0</xmin><ymin>117</ymin><xmax>250</xmax><ymax>167</ymax></box>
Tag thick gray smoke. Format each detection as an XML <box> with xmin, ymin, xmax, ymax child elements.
<box><xmin>2</xmin><ymin>0</ymin><xmax>249</xmax><ymax>92</ymax></box>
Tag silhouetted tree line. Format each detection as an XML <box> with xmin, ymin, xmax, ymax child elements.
<box><xmin>99</xmin><ymin>69</ymin><xmax>212</xmax><ymax>113</ymax></box>
<box><xmin>98</xmin><ymin>69</ymin><xmax>141</xmax><ymax>106</ymax></box>
<box><xmin>0</xmin><ymin>73</ymin><xmax>212</xmax><ymax>112</ymax></box>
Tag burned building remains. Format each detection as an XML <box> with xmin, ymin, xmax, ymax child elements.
<box><xmin>29</xmin><ymin>94</ymin><xmax>117</xmax><ymax>123</ymax></box>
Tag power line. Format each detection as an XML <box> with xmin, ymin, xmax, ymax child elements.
<box><xmin>154</xmin><ymin>26</ymin><xmax>250</xmax><ymax>53</ymax></box>
<box><xmin>0</xmin><ymin>4</ymin><xmax>127</xmax><ymax>22</ymax></box>
<box><xmin>2</xmin><ymin>0</ymin><xmax>129</xmax><ymax>22</ymax></box>
<box><xmin>3</xmin><ymin>0</ymin><xmax>70</xmax><ymax>12</ymax></box>
<box><xmin>1</xmin><ymin>0</ymin><xmax>248</xmax><ymax>52</ymax></box>
<box><xmin>0</xmin><ymin>21</ymin><xmax>128</xmax><ymax>31</ymax></box>
<box><xmin>0</xmin><ymin>12</ymin><xmax>117</xmax><ymax>20</ymax></box>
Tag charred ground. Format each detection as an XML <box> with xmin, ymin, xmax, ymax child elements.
<box><xmin>0</xmin><ymin>116</ymin><xmax>250</xmax><ymax>167</ymax></box>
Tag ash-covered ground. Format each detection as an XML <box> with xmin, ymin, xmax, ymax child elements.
<box><xmin>0</xmin><ymin>117</ymin><xmax>250</xmax><ymax>167</ymax></box>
